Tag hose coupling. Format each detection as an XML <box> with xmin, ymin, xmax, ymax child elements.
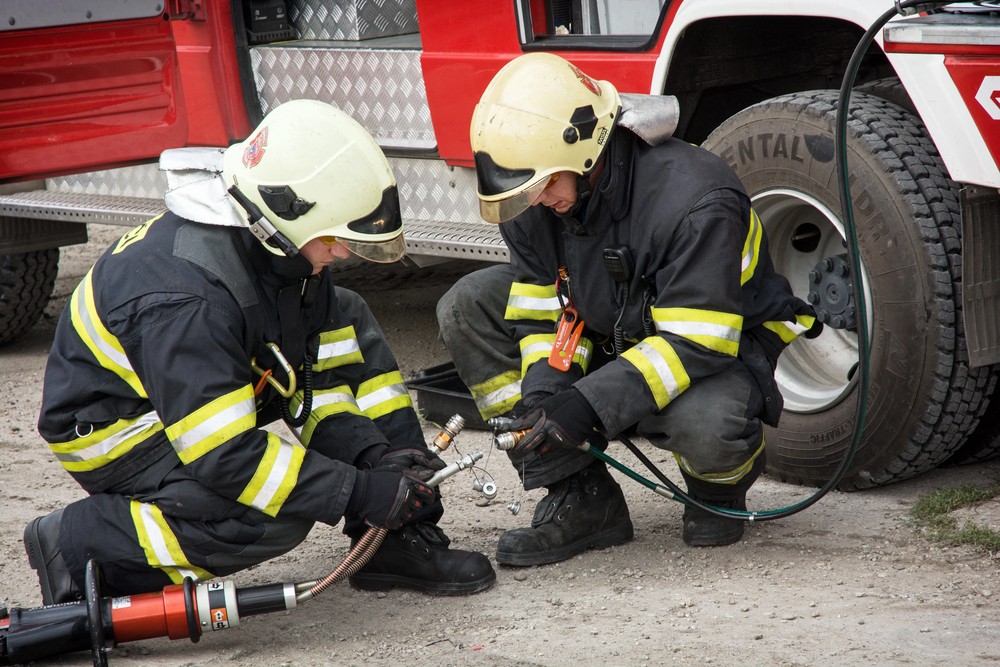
<box><xmin>494</xmin><ymin>429</ymin><xmax>530</xmax><ymax>451</ymax></box>
<box><xmin>488</xmin><ymin>416</ymin><xmax>516</xmax><ymax>431</ymax></box>
<box><xmin>430</xmin><ymin>414</ymin><xmax>465</xmax><ymax>454</ymax></box>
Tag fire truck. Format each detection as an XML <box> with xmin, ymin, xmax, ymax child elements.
<box><xmin>2</xmin><ymin>0</ymin><xmax>999</xmax><ymax>492</ymax></box>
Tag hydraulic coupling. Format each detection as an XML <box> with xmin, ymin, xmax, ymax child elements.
<box><xmin>431</xmin><ymin>414</ymin><xmax>465</xmax><ymax>454</ymax></box>
<box><xmin>488</xmin><ymin>416</ymin><xmax>529</xmax><ymax>452</ymax></box>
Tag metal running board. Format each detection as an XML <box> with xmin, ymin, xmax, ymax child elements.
<box><xmin>0</xmin><ymin>190</ymin><xmax>508</xmax><ymax>262</ymax></box>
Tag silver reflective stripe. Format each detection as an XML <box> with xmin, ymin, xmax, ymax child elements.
<box><xmin>508</xmin><ymin>295</ymin><xmax>561</xmax><ymax>312</ymax></box>
<box><xmin>55</xmin><ymin>411</ymin><xmax>161</xmax><ymax>463</ymax></box>
<box><xmin>248</xmin><ymin>438</ymin><xmax>297</xmax><ymax>511</ymax></box>
<box><xmin>656</xmin><ymin>320</ymin><xmax>741</xmax><ymax>343</ymax></box>
<box><xmin>137</xmin><ymin>503</ymin><xmax>201</xmax><ymax>581</ymax></box>
<box><xmin>475</xmin><ymin>380</ymin><xmax>522</xmax><ymax>412</ymax></box>
<box><xmin>357</xmin><ymin>383</ymin><xmax>408</xmax><ymax>413</ymax></box>
<box><xmin>521</xmin><ymin>339</ymin><xmax>553</xmax><ymax>358</ymax></box>
<box><xmin>317</xmin><ymin>338</ymin><xmax>361</xmax><ymax>361</ymax></box>
<box><xmin>172</xmin><ymin>397</ymin><xmax>255</xmax><ymax>455</ymax></box>
<box><xmin>635</xmin><ymin>341</ymin><xmax>683</xmax><ymax>402</ymax></box>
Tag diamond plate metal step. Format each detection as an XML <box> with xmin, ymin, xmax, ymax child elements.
<box><xmin>0</xmin><ymin>189</ymin><xmax>508</xmax><ymax>262</ymax></box>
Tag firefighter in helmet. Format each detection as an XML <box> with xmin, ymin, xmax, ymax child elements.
<box><xmin>437</xmin><ymin>53</ymin><xmax>817</xmax><ymax>563</ymax></box>
<box><xmin>25</xmin><ymin>99</ymin><xmax>495</xmax><ymax>605</ymax></box>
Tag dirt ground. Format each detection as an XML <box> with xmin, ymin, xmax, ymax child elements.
<box><xmin>3</xmin><ymin>224</ymin><xmax>1000</xmax><ymax>666</ymax></box>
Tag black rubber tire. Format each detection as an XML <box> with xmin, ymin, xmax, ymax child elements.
<box><xmin>0</xmin><ymin>249</ymin><xmax>59</xmax><ymax>346</ymax></box>
<box><xmin>944</xmin><ymin>366</ymin><xmax>1000</xmax><ymax>465</ymax></box>
<box><xmin>855</xmin><ymin>77</ymin><xmax>917</xmax><ymax>116</ymax></box>
<box><xmin>702</xmin><ymin>90</ymin><xmax>994</xmax><ymax>490</ymax></box>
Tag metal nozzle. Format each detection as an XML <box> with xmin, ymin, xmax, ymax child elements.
<box><xmin>424</xmin><ymin>451</ymin><xmax>484</xmax><ymax>487</ymax></box>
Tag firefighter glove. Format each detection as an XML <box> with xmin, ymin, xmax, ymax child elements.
<box><xmin>348</xmin><ymin>469</ymin><xmax>435</xmax><ymax>530</ymax></box>
<box><xmin>506</xmin><ymin>388</ymin><xmax>601</xmax><ymax>456</ymax></box>
<box><xmin>375</xmin><ymin>447</ymin><xmax>447</xmax><ymax>477</ymax></box>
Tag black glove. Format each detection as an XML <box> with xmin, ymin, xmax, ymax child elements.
<box><xmin>348</xmin><ymin>469</ymin><xmax>435</xmax><ymax>530</ymax></box>
<box><xmin>374</xmin><ymin>447</ymin><xmax>447</xmax><ymax>477</ymax></box>
<box><xmin>506</xmin><ymin>388</ymin><xmax>601</xmax><ymax>456</ymax></box>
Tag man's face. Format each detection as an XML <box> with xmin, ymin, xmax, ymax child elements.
<box><xmin>299</xmin><ymin>237</ymin><xmax>352</xmax><ymax>274</ymax></box>
<box><xmin>530</xmin><ymin>171</ymin><xmax>577</xmax><ymax>215</ymax></box>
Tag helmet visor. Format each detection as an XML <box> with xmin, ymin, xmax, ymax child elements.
<box><xmin>479</xmin><ymin>175</ymin><xmax>551</xmax><ymax>224</ymax></box>
<box><xmin>340</xmin><ymin>233</ymin><xmax>407</xmax><ymax>263</ymax></box>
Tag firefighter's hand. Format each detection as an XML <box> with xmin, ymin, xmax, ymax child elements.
<box><xmin>506</xmin><ymin>388</ymin><xmax>601</xmax><ymax>457</ymax></box>
<box><xmin>349</xmin><ymin>469</ymin><xmax>435</xmax><ymax>530</ymax></box>
<box><xmin>375</xmin><ymin>447</ymin><xmax>447</xmax><ymax>478</ymax></box>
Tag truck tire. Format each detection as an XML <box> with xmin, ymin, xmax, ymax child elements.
<box><xmin>0</xmin><ymin>249</ymin><xmax>59</xmax><ymax>345</ymax></box>
<box><xmin>942</xmin><ymin>366</ymin><xmax>1000</xmax><ymax>465</ymax></box>
<box><xmin>854</xmin><ymin>77</ymin><xmax>916</xmax><ymax>116</ymax></box>
<box><xmin>702</xmin><ymin>90</ymin><xmax>993</xmax><ymax>490</ymax></box>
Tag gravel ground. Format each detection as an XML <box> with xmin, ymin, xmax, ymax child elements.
<box><xmin>3</xmin><ymin>224</ymin><xmax>1000</xmax><ymax>666</ymax></box>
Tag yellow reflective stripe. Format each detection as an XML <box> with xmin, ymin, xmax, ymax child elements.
<box><xmin>621</xmin><ymin>337</ymin><xmax>691</xmax><ymax>410</ymax></box>
<box><xmin>292</xmin><ymin>385</ymin><xmax>361</xmax><ymax>444</ymax></box>
<box><xmin>740</xmin><ymin>209</ymin><xmax>763</xmax><ymax>286</ymax></box>
<box><xmin>69</xmin><ymin>270</ymin><xmax>146</xmax><ymax>396</ymax></box>
<box><xmin>652</xmin><ymin>307</ymin><xmax>743</xmax><ymax>357</ymax></box>
<box><xmin>763</xmin><ymin>313</ymin><xmax>816</xmax><ymax>344</ymax></box>
<box><xmin>520</xmin><ymin>334</ymin><xmax>555</xmax><ymax>370</ymax></box>
<box><xmin>165</xmin><ymin>386</ymin><xmax>256</xmax><ymax>464</ymax></box>
<box><xmin>469</xmin><ymin>370</ymin><xmax>522</xmax><ymax>419</ymax></box>
<box><xmin>518</xmin><ymin>333</ymin><xmax>593</xmax><ymax>374</ymax></box>
<box><xmin>50</xmin><ymin>411</ymin><xmax>163</xmax><ymax>472</ymax></box>
<box><xmin>674</xmin><ymin>440</ymin><xmax>765</xmax><ymax>485</ymax></box>
<box><xmin>505</xmin><ymin>282</ymin><xmax>561</xmax><ymax>321</ymax></box>
<box><xmin>357</xmin><ymin>371</ymin><xmax>413</xmax><ymax>420</ymax></box>
<box><xmin>314</xmin><ymin>326</ymin><xmax>364</xmax><ymax>372</ymax></box>
<box><xmin>237</xmin><ymin>432</ymin><xmax>304</xmax><ymax>517</ymax></box>
<box><xmin>130</xmin><ymin>500</ymin><xmax>213</xmax><ymax>584</ymax></box>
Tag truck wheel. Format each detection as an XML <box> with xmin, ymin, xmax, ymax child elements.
<box><xmin>702</xmin><ymin>90</ymin><xmax>994</xmax><ymax>489</ymax></box>
<box><xmin>854</xmin><ymin>77</ymin><xmax>916</xmax><ymax>116</ymax></box>
<box><xmin>0</xmin><ymin>249</ymin><xmax>59</xmax><ymax>345</ymax></box>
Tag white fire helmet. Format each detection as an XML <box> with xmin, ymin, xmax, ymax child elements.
<box><xmin>222</xmin><ymin>99</ymin><xmax>405</xmax><ymax>262</ymax></box>
<box><xmin>470</xmin><ymin>53</ymin><xmax>622</xmax><ymax>223</ymax></box>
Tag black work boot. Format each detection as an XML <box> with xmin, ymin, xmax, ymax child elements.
<box><xmin>496</xmin><ymin>460</ymin><xmax>633</xmax><ymax>566</ymax></box>
<box><xmin>680</xmin><ymin>463</ymin><xmax>760</xmax><ymax>547</ymax></box>
<box><xmin>682</xmin><ymin>493</ymin><xmax>747</xmax><ymax>547</ymax></box>
<box><xmin>349</xmin><ymin>522</ymin><xmax>495</xmax><ymax>596</ymax></box>
<box><xmin>24</xmin><ymin>509</ymin><xmax>83</xmax><ymax>605</ymax></box>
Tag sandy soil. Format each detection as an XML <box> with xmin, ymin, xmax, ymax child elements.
<box><xmin>3</xmin><ymin>224</ymin><xmax>1000</xmax><ymax>666</ymax></box>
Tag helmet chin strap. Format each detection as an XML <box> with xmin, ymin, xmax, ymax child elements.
<box><xmin>228</xmin><ymin>185</ymin><xmax>300</xmax><ymax>257</ymax></box>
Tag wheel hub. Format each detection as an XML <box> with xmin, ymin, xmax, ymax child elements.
<box><xmin>807</xmin><ymin>254</ymin><xmax>856</xmax><ymax>330</ymax></box>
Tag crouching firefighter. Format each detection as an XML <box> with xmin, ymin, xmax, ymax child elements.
<box><xmin>25</xmin><ymin>99</ymin><xmax>495</xmax><ymax>606</ymax></box>
<box><xmin>437</xmin><ymin>54</ymin><xmax>819</xmax><ymax>565</ymax></box>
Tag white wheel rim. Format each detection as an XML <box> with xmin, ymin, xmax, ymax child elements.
<box><xmin>752</xmin><ymin>189</ymin><xmax>872</xmax><ymax>414</ymax></box>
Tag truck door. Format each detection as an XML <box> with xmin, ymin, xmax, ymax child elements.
<box><xmin>0</xmin><ymin>1</ymin><xmax>189</xmax><ymax>184</ymax></box>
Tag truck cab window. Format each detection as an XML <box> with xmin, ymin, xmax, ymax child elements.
<box><xmin>522</xmin><ymin>0</ymin><xmax>668</xmax><ymax>46</ymax></box>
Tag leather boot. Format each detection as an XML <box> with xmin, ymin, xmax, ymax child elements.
<box><xmin>23</xmin><ymin>509</ymin><xmax>83</xmax><ymax>605</ymax></box>
<box><xmin>496</xmin><ymin>460</ymin><xmax>633</xmax><ymax>566</ymax></box>
<box><xmin>681</xmin><ymin>464</ymin><xmax>759</xmax><ymax>547</ymax></box>
<box><xmin>682</xmin><ymin>493</ymin><xmax>747</xmax><ymax>547</ymax></box>
<box><xmin>348</xmin><ymin>521</ymin><xmax>495</xmax><ymax>596</ymax></box>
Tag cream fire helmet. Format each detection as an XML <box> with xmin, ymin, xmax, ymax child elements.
<box><xmin>470</xmin><ymin>52</ymin><xmax>622</xmax><ymax>223</ymax></box>
<box><xmin>222</xmin><ymin>99</ymin><xmax>405</xmax><ymax>263</ymax></box>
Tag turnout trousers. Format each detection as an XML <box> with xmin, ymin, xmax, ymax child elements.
<box><xmin>437</xmin><ymin>264</ymin><xmax>770</xmax><ymax>492</ymax></box>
